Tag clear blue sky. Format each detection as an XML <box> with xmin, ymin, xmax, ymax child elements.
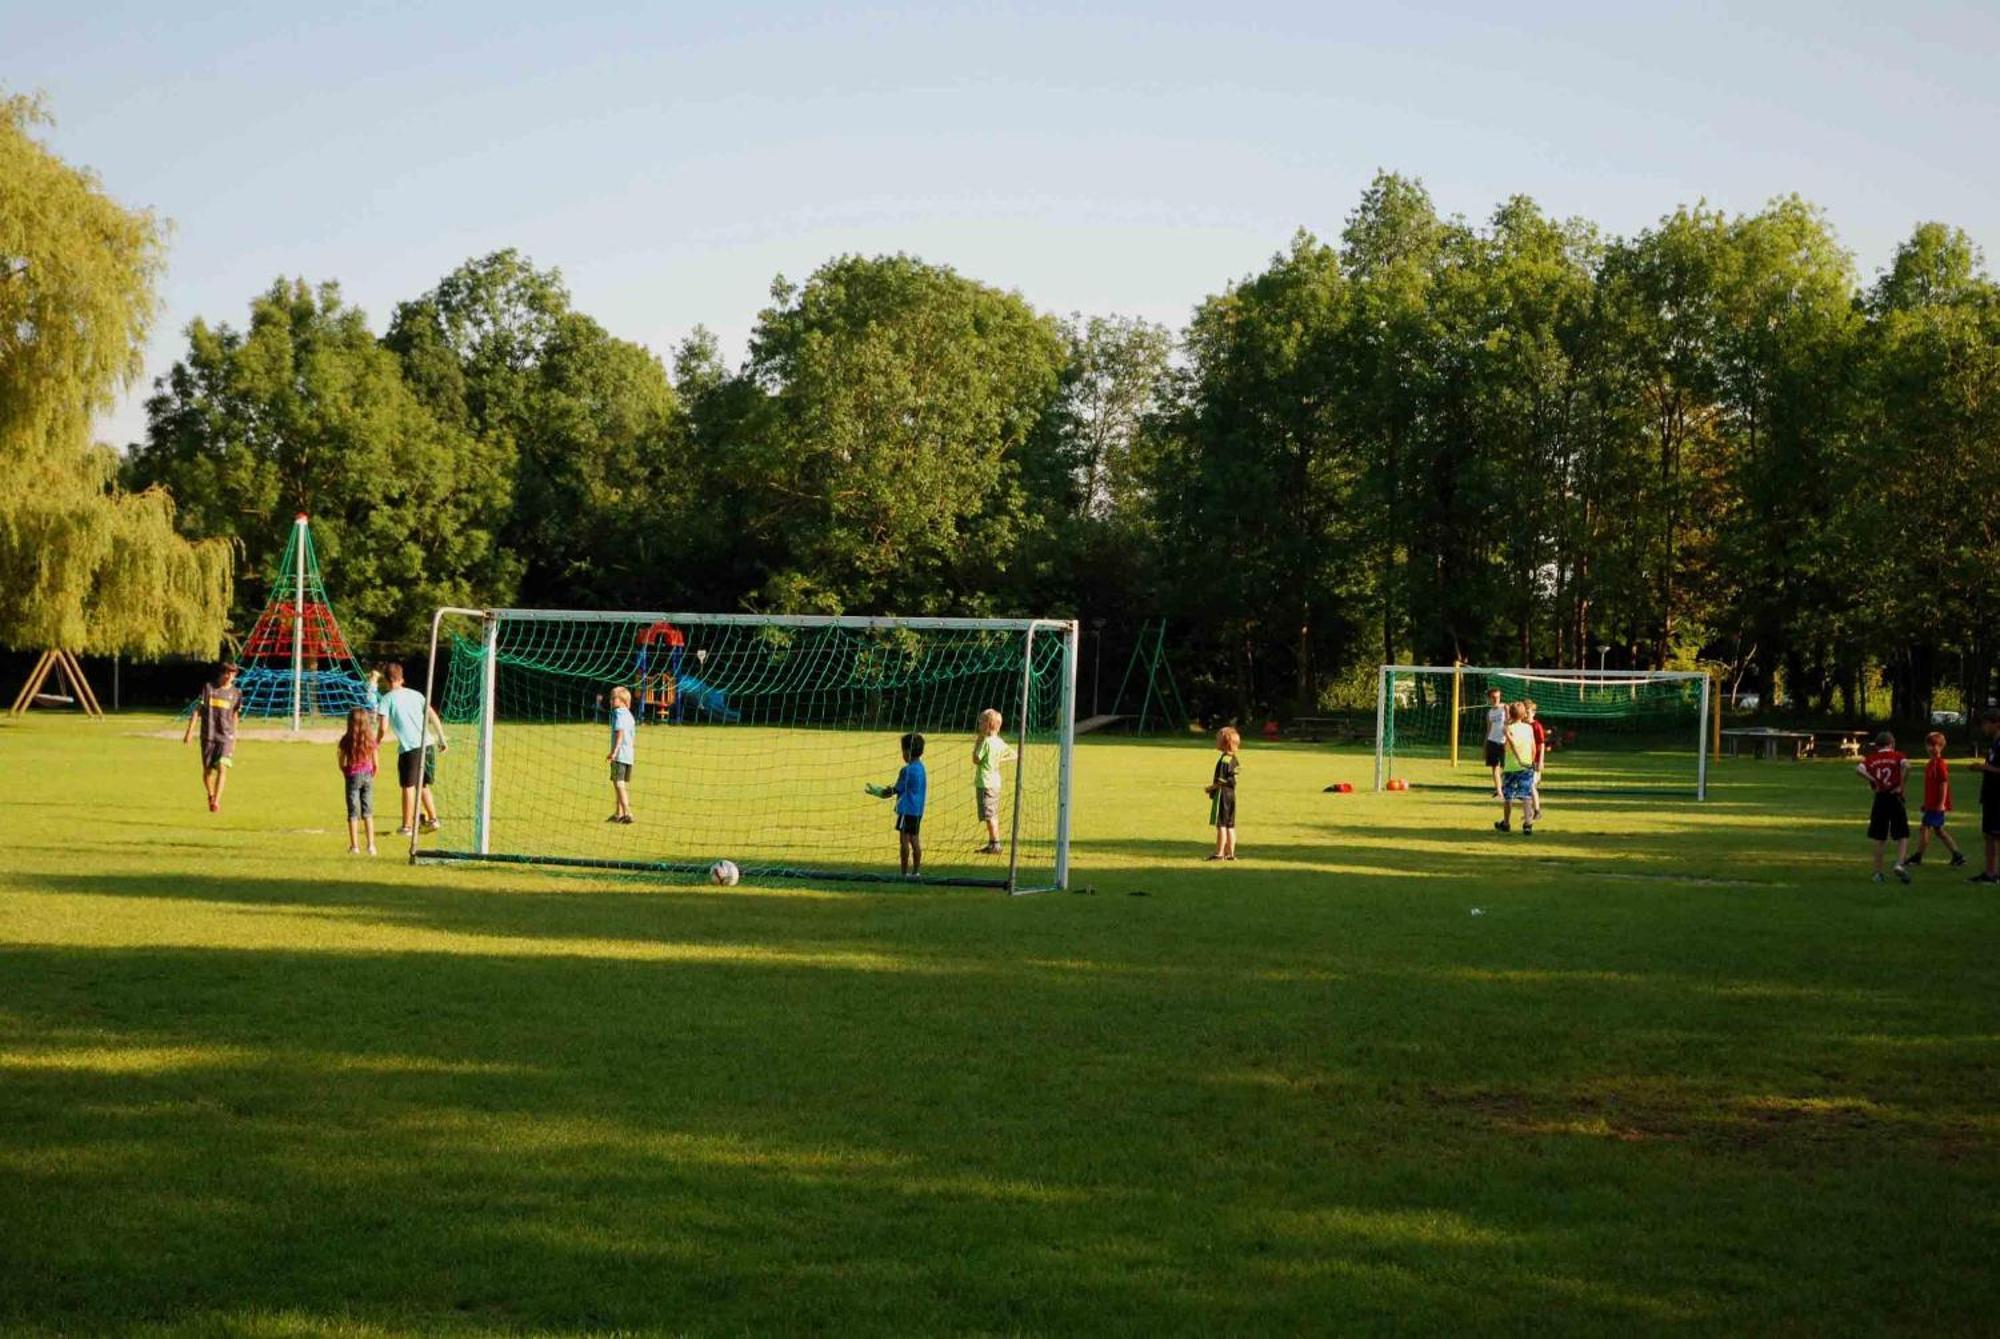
<box><xmin>14</xmin><ymin>0</ymin><xmax>2000</xmax><ymax>448</ymax></box>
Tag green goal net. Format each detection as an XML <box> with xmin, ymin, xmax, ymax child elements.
<box><xmin>1375</xmin><ymin>665</ymin><xmax>1711</xmax><ymax>798</ymax></box>
<box><xmin>413</xmin><ymin>611</ymin><xmax>1078</xmax><ymax>891</ymax></box>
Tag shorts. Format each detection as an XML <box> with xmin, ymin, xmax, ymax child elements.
<box><xmin>1483</xmin><ymin>740</ymin><xmax>1505</xmax><ymax>768</ymax></box>
<box><xmin>1210</xmin><ymin>787</ymin><xmax>1236</xmax><ymax>829</ymax></box>
<box><xmin>201</xmin><ymin>742</ymin><xmax>233</xmax><ymax>771</ymax></box>
<box><xmin>1867</xmin><ymin>792</ymin><xmax>1910</xmax><ymax>842</ymax></box>
<box><xmin>397</xmin><ymin>748</ymin><xmax>425</xmax><ymax>788</ymax></box>
<box><xmin>896</xmin><ymin>813</ymin><xmax>923</xmax><ymax>836</ymax></box>
<box><xmin>345</xmin><ymin>773</ymin><xmax>374</xmax><ymax>821</ymax></box>
<box><xmin>423</xmin><ymin>745</ymin><xmax>438</xmax><ymax>787</ymax></box>
<box><xmin>1985</xmin><ymin>802</ymin><xmax>2000</xmax><ymax>837</ymax></box>
<box><xmin>610</xmin><ymin>761</ymin><xmax>633</xmax><ymax>783</ymax></box>
<box><xmin>975</xmin><ymin>787</ymin><xmax>999</xmax><ymax>822</ymax></box>
<box><xmin>1921</xmin><ymin>809</ymin><xmax>1948</xmax><ymax>830</ymax></box>
<box><xmin>1501</xmin><ymin>770</ymin><xmax>1535</xmax><ymax>801</ymax></box>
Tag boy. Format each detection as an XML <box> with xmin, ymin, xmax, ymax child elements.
<box><xmin>180</xmin><ymin>661</ymin><xmax>242</xmax><ymax>812</ymax></box>
<box><xmin>1204</xmin><ymin>726</ymin><xmax>1241</xmax><ymax>861</ymax></box>
<box><xmin>1970</xmin><ymin>708</ymin><xmax>2000</xmax><ymax>885</ymax></box>
<box><xmin>870</xmin><ymin>732</ymin><xmax>928</xmax><ymax>878</ymax></box>
<box><xmin>973</xmin><ymin>708</ymin><xmax>1014</xmax><ymax>855</ymax></box>
<box><xmin>1857</xmin><ymin>730</ymin><xmax>1912</xmax><ymax>884</ymax></box>
<box><xmin>1905</xmin><ymin>731</ymin><xmax>1965</xmax><ymax>869</ymax></box>
<box><xmin>1482</xmin><ymin>687</ymin><xmax>1507</xmax><ymax>797</ymax></box>
<box><xmin>374</xmin><ymin>663</ymin><xmax>430</xmax><ymax>838</ymax></box>
<box><xmin>606</xmin><ymin>685</ymin><xmax>636</xmax><ymax>824</ymax></box>
<box><xmin>1493</xmin><ymin>702</ymin><xmax>1537</xmax><ymax>835</ymax></box>
<box><xmin>1525</xmin><ymin>699</ymin><xmax>1548</xmax><ymax>822</ymax></box>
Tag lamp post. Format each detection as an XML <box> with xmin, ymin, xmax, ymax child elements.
<box><xmin>1597</xmin><ymin>644</ymin><xmax>1611</xmax><ymax>686</ymax></box>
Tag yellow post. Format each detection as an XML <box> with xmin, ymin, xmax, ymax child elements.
<box><xmin>1450</xmin><ymin>662</ymin><xmax>1463</xmax><ymax>769</ymax></box>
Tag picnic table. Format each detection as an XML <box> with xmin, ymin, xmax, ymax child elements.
<box><xmin>1821</xmin><ymin>729</ymin><xmax>1868</xmax><ymax>758</ymax></box>
<box><xmin>1720</xmin><ymin>727</ymin><xmax>1815</xmax><ymax>761</ymax></box>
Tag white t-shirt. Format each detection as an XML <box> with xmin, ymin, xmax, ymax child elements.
<box><xmin>1485</xmin><ymin>705</ymin><xmax>1508</xmax><ymax>743</ymax></box>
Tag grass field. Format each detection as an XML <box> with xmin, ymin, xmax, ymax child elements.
<box><xmin>3</xmin><ymin>713</ymin><xmax>1997</xmax><ymax>1336</ymax></box>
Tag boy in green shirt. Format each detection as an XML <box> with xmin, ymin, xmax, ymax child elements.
<box><xmin>973</xmin><ymin>708</ymin><xmax>1014</xmax><ymax>855</ymax></box>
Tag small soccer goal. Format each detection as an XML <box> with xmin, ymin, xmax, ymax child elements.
<box><xmin>1374</xmin><ymin>665</ymin><xmax>1713</xmax><ymax>799</ymax></box>
<box><xmin>413</xmin><ymin>609</ymin><xmax>1078</xmax><ymax>892</ymax></box>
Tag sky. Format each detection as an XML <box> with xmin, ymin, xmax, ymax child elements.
<box><xmin>13</xmin><ymin>0</ymin><xmax>2000</xmax><ymax>449</ymax></box>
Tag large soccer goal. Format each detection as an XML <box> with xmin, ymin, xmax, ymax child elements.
<box><xmin>413</xmin><ymin>610</ymin><xmax>1079</xmax><ymax>892</ymax></box>
<box><xmin>1374</xmin><ymin>665</ymin><xmax>1713</xmax><ymax>799</ymax></box>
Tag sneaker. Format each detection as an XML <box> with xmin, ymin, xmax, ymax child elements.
<box><xmin>1872</xmin><ymin>872</ymin><xmax>1886</xmax><ymax>884</ymax></box>
<box><xmin>1904</xmin><ymin>853</ymin><xmax>1922</xmax><ymax>867</ymax></box>
<box><xmin>396</xmin><ymin>826</ymin><xmax>413</xmax><ymax>837</ymax></box>
<box><xmin>1493</xmin><ymin>820</ymin><xmax>1510</xmax><ymax>833</ymax></box>
<box><xmin>207</xmin><ymin>797</ymin><xmax>219</xmax><ymax>813</ymax></box>
<box><xmin>1522</xmin><ymin>823</ymin><xmax>1534</xmax><ymax>836</ymax></box>
<box><xmin>1971</xmin><ymin>873</ymin><xmax>1999</xmax><ymax>884</ymax></box>
<box><xmin>981</xmin><ymin>843</ymin><xmax>1003</xmax><ymax>855</ymax></box>
<box><xmin>367</xmin><ymin>846</ymin><xmax>378</xmax><ymax>856</ymax></box>
<box><xmin>617</xmin><ymin>814</ymin><xmax>635</xmax><ymax>825</ymax></box>
<box><xmin>1950</xmin><ymin>854</ymin><xmax>1967</xmax><ymax>868</ymax></box>
<box><xmin>419</xmin><ymin>819</ymin><xmax>440</xmax><ymax>834</ymax></box>
<box><xmin>1203</xmin><ymin>853</ymin><xmax>1224</xmax><ymax>861</ymax></box>
<box><xmin>606</xmin><ymin>814</ymin><xmax>622</xmax><ymax>823</ymax></box>
<box><xmin>1894</xmin><ymin>864</ymin><xmax>1912</xmax><ymax>885</ymax></box>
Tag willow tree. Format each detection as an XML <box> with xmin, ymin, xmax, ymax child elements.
<box><xmin>0</xmin><ymin>92</ymin><xmax>230</xmax><ymax>657</ymax></box>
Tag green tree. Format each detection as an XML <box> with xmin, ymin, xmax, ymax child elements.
<box><xmin>0</xmin><ymin>92</ymin><xmax>230</xmax><ymax>657</ymax></box>
<box><xmin>127</xmin><ymin>279</ymin><xmax>516</xmax><ymax>644</ymax></box>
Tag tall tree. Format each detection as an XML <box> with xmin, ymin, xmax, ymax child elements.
<box><xmin>0</xmin><ymin>92</ymin><xmax>230</xmax><ymax>657</ymax></box>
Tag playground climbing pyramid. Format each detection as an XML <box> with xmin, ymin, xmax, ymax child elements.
<box><xmin>234</xmin><ymin>515</ymin><xmax>373</xmax><ymax>722</ymax></box>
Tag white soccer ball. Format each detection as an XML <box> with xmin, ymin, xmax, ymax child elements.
<box><xmin>709</xmin><ymin>859</ymin><xmax>740</xmax><ymax>887</ymax></box>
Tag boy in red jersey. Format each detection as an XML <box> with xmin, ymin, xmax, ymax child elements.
<box><xmin>1856</xmin><ymin>730</ymin><xmax>1912</xmax><ymax>885</ymax></box>
<box><xmin>1524</xmin><ymin>699</ymin><xmax>1548</xmax><ymax>822</ymax></box>
<box><xmin>1905</xmin><ymin>731</ymin><xmax>1966</xmax><ymax>869</ymax></box>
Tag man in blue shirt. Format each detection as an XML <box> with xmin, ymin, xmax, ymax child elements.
<box><xmin>374</xmin><ymin>663</ymin><xmax>430</xmax><ymax>837</ymax></box>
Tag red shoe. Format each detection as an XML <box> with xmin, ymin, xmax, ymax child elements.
<box><xmin>207</xmin><ymin>797</ymin><xmax>219</xmax><ymax>812</ymax></box>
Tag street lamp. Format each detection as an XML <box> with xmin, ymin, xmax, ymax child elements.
<box><xmin>1597</xmin><ymin>644</ymin><xmax>1611</xmax><ymax>685</ymax></box>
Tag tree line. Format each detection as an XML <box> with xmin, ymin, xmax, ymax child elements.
<box><xmin>13</xmin><ymin>83</ymin><xmax>1990</xmax><ymax>724</ymax></box>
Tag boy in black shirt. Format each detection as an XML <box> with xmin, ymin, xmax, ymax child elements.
<box><xmin>1970</xmin><ymin>709</ymin><xmax>2000</xmax><ymax>884</ymax></box>
<box><xmin>180</xmin><ymin>661</ymin><xmax>242</xmax><ymax>813</ymax></box>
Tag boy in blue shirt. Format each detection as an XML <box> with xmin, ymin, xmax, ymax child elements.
<box><xmin>606</xmin><ymin>685</ymin><xmax>636</xmax><ymax>824</ymax></box>
<box><xmin>870</xmin><ymin>732</ymin><xmax>927</xmax><ymax>878</ymax></box>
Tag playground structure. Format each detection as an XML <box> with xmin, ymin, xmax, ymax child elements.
<box><xmin>1106</xmin><ymin>619</ymin><xmax>1189</xmax><ymax>734</ymax></box>
<box><xmin>633</xmin><ymin>621</ymin><xmax>740</xmax><ymax>724</ymax></box>
<box><xmin>229</xmin><ymin>515</ymin><xmax>373</xmax><ymax>727</ymax></box>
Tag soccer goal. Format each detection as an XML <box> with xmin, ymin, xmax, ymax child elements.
<box><xmin>413</xmin><ymin>609</ymin><xmax>1079</xmax><ymax>892</ymax></box>
<box><xmin>1374</xmin><ymin>665</ymin><xmax>1713</xmax><ymax>799</ymax></box>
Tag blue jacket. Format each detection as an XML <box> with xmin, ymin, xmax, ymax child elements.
<box><xmin>889</xmin><ymin>760</ymin><xmax>927</xmax><ymax>817</ymax></box>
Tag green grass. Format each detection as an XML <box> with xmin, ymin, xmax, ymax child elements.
<box><xmin>2</xmin><ymin>713</ymin><xmax>1996</xmax><ymax>1336</ymax></box>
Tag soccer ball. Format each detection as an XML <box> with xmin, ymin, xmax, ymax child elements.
<box><xmin>709</xmin><ymin>859</ymin><xmax>740</xmax><ymax>887</ymax></box>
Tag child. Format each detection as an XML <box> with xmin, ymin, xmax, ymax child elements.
<box><xmin>1970</xmin><ymin>708</ymin><xmax>2000</xmax><ymax>885</ymax></box>
<box><xmin>1525</xmin><ymin>699</ymin><xmax>1548</xmax><ymax>822</ymax></box>
<box><xmin>1857</xmin><ymin>730</ymin><xmax>1912</xmax><ymax>884</ymax></box>
<box><xmin>606</xmin><ymin>685</ymin><xmax>635</xmax><ymax>824</ymax></box>
<box><xmin>972</xmin><ymin>708</ymin><xmax>1014</xmax><ymax>855</ymax></box>
<box><xmin>1906</xmin><ymin>731</ymin><xmax>1965</xmax><ymax>869</ymax></box>
<box><xmin>1482</xmin><ymin>687</ymin><xmax>1507</xmax><ymax>798</ymax></box>
<box><xmin>1493</xmin><ymin>702</ymin><xmax>1538</xmax><ymax>834</ymax></box>
<box><xmin>180</xmin><ymin>661</ymin><xmax>242</xmax><ymax>813</ymax></box>
<box><xmin>337</xmin><ymin>707</ymin><xmax>379</xmax><ymax>855</ymax></box>
<box><xmin>870</xmin><ymin>732</ymin><xmax>928</xmax><ymax>878</ymax></box>
<box><xmin>374</xmin><ymin>662</ymin><xmax>429</xmax><ymax>837</ymax></box>
<box><xmin>1204</xmin><ymin>726</ymin><xmax>1241</xmax><ymax>861</ymax></box>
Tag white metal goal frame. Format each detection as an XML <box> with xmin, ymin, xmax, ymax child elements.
<box><xmin>1373</xmin><ymin>664</ymin><xmax>1713</xmax><ymax>801</ymax></box>
<box><xmin>413</xmin><ymin>608</ymin><xmax>1081</xmax><ymax>894</ymax></box>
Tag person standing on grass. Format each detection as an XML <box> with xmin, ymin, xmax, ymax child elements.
<box><xmin>1969</xmin><ymin>708</ymin><xmax>2000</xmax><ymax>885</ymax></box>
<box><xmin>1494</xmin><ymin>702</ymin><xmax>1538</xmax><ymax>835</ymax></box>
<box><xmin>374</xmin><ymin>663</ymin><xmax>432</xmax><ymax>838</ymax></box>
<box><xmin>1906</xmin><ymin>731</ymin><xmax>1965</xmax><ymax>869</ymax></box>
<box><xmin>1525</xmin><ymin>699</ymin><xmax>1548</xmax><ymax>822</ymax></box>
<box><xmin>336</xmin><ymin>707</ymin><xmax>379</xmax><ymax>856</ymax></box>
<box><xmin>419</xmin><ymin>703</ymin><xmax>449</xmax><ymax>831</ymax></box>
<box><xmin>972</xmin><ymin>708</ymin><xmax>1014</xmax><ymax>855</ymax></box>
<box><xmin>1205</xmin><ymin>726</ymin><xmax>1241</xmax><ymax>861</ymax></box>
<box><xmin>606</xmin><ymin>685</ymin><xmax>636</xmax><ymax>824</ymax></box>
<box><xmin>870</xmin><ymin>732</ymin><xmax>928</xmax><ymax>879</ymax></box>
<box><xmin>181</xmin><ymin>661</ymin><xmax>242</xmax><ymax>813</ymax></box>
<box><xmin>1482</xmin><ymin>687</ymin><xmax>1507</xmax><ymax>797</ymax></box>
<box><xmin>1857</xmin><ymin>730</ymin><xmax>1912</xmax><ymax>885</ymax></box>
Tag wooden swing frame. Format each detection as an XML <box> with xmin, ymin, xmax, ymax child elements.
<box><xmin>9</xmin><ymin>649</ymin><xmax>105</xmax><ymax>719</ymax></box>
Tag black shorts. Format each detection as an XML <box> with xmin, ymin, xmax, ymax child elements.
<box><xmin>1483</xmin><ymin>740</ymin><xmax>1505</xmax><ymax>768</ymax></box>
<box><xmin>1867</xmin><ymin>792</ymin><xmax>1910</xmax><ymax>842</ymax></box>
<box><xmin>1210</xmin><ymin>787</ymin><xmax>1236</xmax><ymax>829</ymax></box>
<box><xmin>423</xmin><ymin>745</ymin><xmax>438</xmax><ymax>786</ymax></box>
<box><xmin>1985</xmin><ymin>802</ymin><xmax>2000</xmax><ymax>837</ymax></box>
<box><xmin>896</xmin><ymin>813</ymin><xmax>923</xmax><ymax>836</ymax></box>
<box><xmin>398</xmin><ymin>748</ymin><xmax>425</xmax><ymax>788</ymax></box>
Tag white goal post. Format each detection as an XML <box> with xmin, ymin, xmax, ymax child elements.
<box><xmin>413</xmin><ymin>609</ymin><xmax>1080</xmax><ymax>893</ymax></box>
<box><xmin>1374</xmin><ymin>664</ymin><xmax>1714</xmax><ymax>800</ymax></box>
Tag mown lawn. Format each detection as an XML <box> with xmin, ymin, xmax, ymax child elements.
<box><xmin>2</xmin><ymin>713</ymin><xmax>1996</xmax><ymax>1336</ymax></box>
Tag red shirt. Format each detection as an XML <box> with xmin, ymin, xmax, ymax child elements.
<box><xmin>1529</xmin><ymin>719</ymin><xmax>1547</xmax><ymax>767</ymax></box>
<box><xmin>1923</xmin><ymin>756</ymin><xmax>1950</xmax><ymax>812</ymax></box>
<box><xmin>1861</xmin><ymin>749</ymin><xmax>1907</xmax><ymax>794</ymax></box>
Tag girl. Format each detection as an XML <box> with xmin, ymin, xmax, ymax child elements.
<box><xmin>1205</xmin><ymin>726</ymin><xmax>1241</xmax><ymax>861</ymax></box>
<box><xmin>337</xmin><ymin>706</ymin><xmax>378</xmax><ymax>855</ymax></box>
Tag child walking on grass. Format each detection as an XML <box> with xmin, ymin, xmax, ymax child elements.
<box><xmin>1906</xmin><ymin>731</ymin><xmax>1965</xmax><ymax>869</ymax></box>
<box><xmin>973</xmin><ymin>709</ymin><xmax>1014</xmax><ymax>855</ymax></box>
<box><xmin>869</xmin><ymin>732</ymin><xmax>928</xmax><ymax>878</ymax></box>
<box><xmin>1858</xmin><ymin>730</ymin><xmax>1912</xmax><ymax>885</ymax></box>
<box><xmin>1494</xmin><ymin>702</ymin><xmax>1538</xmax><ymax>835</ymax></box>
<box><xmin>337</xmin><ymin>707</ymin><xmax>378</xmax><ymax>855</ymax></box>
<box><xmin>606</xmin><ymin>685</ymin><xmax>636</xmax><ymax>824</ymax></box>
<box><xmin>1205</xmin><ymin>726</ymin><xmax>1241</xmax><ymax>861</ymax></box>
<box><xmin>181</xmin><ymin>661</ymin><xmax>242</xmax><ymax>813</ymax></box>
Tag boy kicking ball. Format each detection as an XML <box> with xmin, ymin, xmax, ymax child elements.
<box><xmin>1904</xmin><ymin>731</ymin><xmax>1965</xmax><ymax>869</ymax></box>
<box><xmin>1857</xmin><ymin>731</ymin><xmax>1912</xmax><ymax>884</ymax></box>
